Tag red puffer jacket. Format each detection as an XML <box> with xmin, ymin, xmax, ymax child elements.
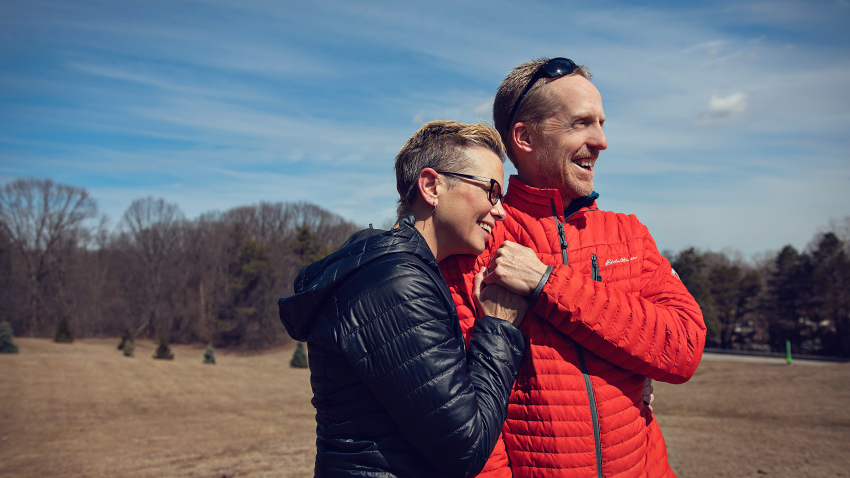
<box><xmin>440</xmin><ymin>176</ymin><xmax>706</xmax><ymax>478</ymax></box>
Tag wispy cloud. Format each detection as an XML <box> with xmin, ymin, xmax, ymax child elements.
<box><xmin>696</xmin><ymin>92</ymin><xmax>750</xmax><ymax>125</ymax></box>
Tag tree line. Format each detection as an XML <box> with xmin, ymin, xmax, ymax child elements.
<box><xmin>1</xmin><ymin>178</ymin><xmax>848</xmax><ymax>355</ymax></box>
<box><xmin>0</xmin><ymin>178</ymin><xmax>359</xmax><ymax>349</ymax></box>
<box><xmin>670</xmin><ymin>221</ymin><xmax>850</xmax><ymax>357</ymax></box>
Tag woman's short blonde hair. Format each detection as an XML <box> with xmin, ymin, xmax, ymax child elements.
<box><xmin>394</xmin><ymin>120</ymin><xmax>505</xmax><ymax>215</ymax></box>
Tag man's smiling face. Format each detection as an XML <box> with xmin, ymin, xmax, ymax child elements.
<box><xmin>528</xmin><ymin>74</ymin><xmax>608</xmax><ymax>203</ymax></box>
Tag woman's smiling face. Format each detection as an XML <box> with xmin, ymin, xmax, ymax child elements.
<box><xmin>433</xmin><ymin>146</ymin><xmax>506</xmax><ymax>259</ymax></box>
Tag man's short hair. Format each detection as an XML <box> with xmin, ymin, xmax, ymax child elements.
<box><xmin>493</xmin><ymin>57</ymin><xmax>591</xmax><ymax>165</ymax></box>
<box><xmin>395</xmin><ymin>120</ymin><xmax>505</xmax><ymax>216</ymax></box>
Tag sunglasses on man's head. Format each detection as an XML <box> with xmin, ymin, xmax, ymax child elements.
<box><xmin>506</xmin><ymin>57</ymin><xmax>577</xmax><ymax>129</ymax></box>
<box><xmin>436</xmin><ymin>171</ymin><xmax>503</xmax><ymax>206</ymax></box>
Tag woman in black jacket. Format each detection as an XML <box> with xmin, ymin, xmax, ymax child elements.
<box><xmin>279</xmin><ymin>120</ymin><xmax>527</xmax><ymax>477</ymax></box>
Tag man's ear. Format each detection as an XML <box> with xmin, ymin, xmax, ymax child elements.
<box><xmin>512</xmin><ymin>122</ymin><xmax>534</xmax><ymax>154</ymax></box>
<box><xmin>417</xmin><ymin>168</ymin><xmax>441</xmax><ymax>207</ymax></box>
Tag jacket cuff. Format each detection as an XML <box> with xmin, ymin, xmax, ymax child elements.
<box><xmin>528</xmin><ymin>265</ymin><xmax>554</xmax><ymax>308</ymax></box>
<box><xmin>472</xmin><ymin>316</ymin><xmax>526</xmax><ymax>362</ymax></box>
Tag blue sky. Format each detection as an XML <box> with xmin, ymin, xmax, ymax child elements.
<box><xmin>1</xmin><ymin>0</ymin><xmax>848</xmax><ymax>256</ymax></box>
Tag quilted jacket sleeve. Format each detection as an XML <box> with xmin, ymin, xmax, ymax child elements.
<box><xmin>533</xmin><ymin>231</ymin><xmax>706</xmax><ymax>384</ymax></box>
<box><xmin>338</xmin><ymin>255</ymin><xmax>525</xmax><ymax>478</ymax></box>
<box><xmin>441</xmin><ymin>255</ymin><xmax>514</xmax><ymax>478</ymax></box>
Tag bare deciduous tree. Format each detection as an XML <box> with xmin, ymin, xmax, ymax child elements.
<box><xmin>0</xmin><ymin>179</ymin><xmax>97</xmax><ymax>335</ymax></box>
<box><xmin>121</xmin><ymin>197</ymin><xmax>184</xmax><ymax>338</ymax></box>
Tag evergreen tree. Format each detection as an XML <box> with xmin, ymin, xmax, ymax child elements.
<box><xmin>291</xmin><ymin>226</ymin><xmax>331</xmax><ymax>267</ymax></box>
<box><xmin>0</xmin><ymin>321</ymin><xmax>18</xmax><ymax>354</ymax></box>
<box><xmin>203</xmin><ymin>344</ymin><xmax>216</xmax><ymax>364</ymax></box>
<box><xmin>123</xmin><ymin>338</ymin><xmax>134</xmax><ymax>357</ymax></box>
<box><xmin>215</xmin><ymin>235</ymin><xmax>276</xmax><ymax>348</ymax></box>
<box><xmin>709</xmin><ymin>261</ymin><xmax>762</xmax><ymax>348</ymax></box>
<box><xmin>153</xmin><ymin>336</ymin><xmax>174</xmax><ymax>360</ymax></box>
<box><xmin>673</xmin><ymin>248</ymin><xmax>721</xmax><ymax>345</ymax></box>
<box><xmin>54</xmin><ymin>315</ymin><xmax>74</xmax><ymax>343</ymax></box>
<box><xmin>232</xmin><ymin>238</ymin><xmax>273</xmax><ymax>299</ymax></box>
<box><xmin>290</xmin><ymin>341</ymin><xmax>308</xmax><ymax>368</ymax></box>
<box><xmin>809</xmin><ymin>233</ymin><xmax>850</xmax><ymax>356</ymax></box>
<box><xmin>765</xmin><ymin>245</ymin><xmax>809</xmax><ymax>353</ymax></box>
<box><xmin>117</xmin><ymin>326</ymin><xmax>133</xmax><ymax>350</ymax></box>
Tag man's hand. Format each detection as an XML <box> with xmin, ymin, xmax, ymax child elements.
<box><xmin>643</xmin><ymin>377</ymin><xmax>654</xmax><ymax>411</ymax></box>
<box><xmin>474</xmin><ymin>268</ymin><xmax>529</xmax><ymax>327</ymax></box>
<box><xmin>483</xmin><ymin>241</ymin><xmax>548</xmax><ymax>296</ymax></box>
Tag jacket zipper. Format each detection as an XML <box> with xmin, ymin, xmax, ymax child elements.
<box><xmin>551</xmin><ymin>198</ymin><xmax>604</xmax><ymax>478</ymax></box>
<box><xmin>591</xmin><ymin>254</ymin><xmax>602</xmax><ymax>282</ymax></box>
<box><xmin>550</xmin><ymin>200</ymin><xmax>568</xmax><ymax>266</ymax></box>
<box><xmin>577</xmin><ymin>347</ymin><xmax>603</xmax><ymax>478</ymax></box>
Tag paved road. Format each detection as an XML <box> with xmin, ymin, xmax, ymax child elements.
<box><xmin>701</xmin><ymin>352</ymin><xmax>838</xmax><ymax>366</ymax></box>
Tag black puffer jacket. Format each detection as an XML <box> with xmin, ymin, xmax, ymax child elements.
<box><xmin>278</xmin><ymin>215</ymin><xmax>525</xmax><ymax>478</ymax></box>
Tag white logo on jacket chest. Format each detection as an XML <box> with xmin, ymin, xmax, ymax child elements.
<box><xmin>604</xmin><ymin>256</ymin><xmax>637</xmax><ymax>266</ymax></box>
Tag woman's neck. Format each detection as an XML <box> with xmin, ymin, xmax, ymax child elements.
<box><xmin>404</xmin><ymin>208</ymin><xmax>443</xmax><ymax>262</ymax></box>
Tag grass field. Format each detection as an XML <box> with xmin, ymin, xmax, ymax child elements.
<box><xmin>2</xmin><ymin>338</ymin><xmax>849</xmax><ymax>478</ymax></box>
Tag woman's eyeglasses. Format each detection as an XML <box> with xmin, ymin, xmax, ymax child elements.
<box><xmin>506</xmin><ymin>57</ymin><xmax>576</xmax><ymax>128</ymax></box>
<box><xmin>436</xmin><ymin>171</ymin><xmax>503</xmax><ymax>206</ymax></box>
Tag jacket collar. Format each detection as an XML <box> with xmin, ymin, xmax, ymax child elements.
<box><xmin>505</xmin><ymin>175</ymin><xmax>599</xmax><ymax>221</ymax></box>
<box><xmin>565</xmin><ymin>191</ymin><xmax>599</xmax><ymax>218</ymax></box>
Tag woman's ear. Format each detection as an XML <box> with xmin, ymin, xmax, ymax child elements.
<box><xmin>417</xmin><ymin>168</ymin><xmax>441</xmax><ymax>207</ymax></box>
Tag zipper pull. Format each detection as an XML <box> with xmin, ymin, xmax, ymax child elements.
<box><xmin>551</xmin><ymin>199</ymin><xmax>569</xmax><ymax>266</ymax></box>
<box><xmin>557</xmin><ymin>222</ymin><xmax>567</xmax><ymax>247</ymax></box>
<box><xmin>591</xmin><ymin>254</ymin><xmax>602</xmax><ymax>282</ymax></box>
<box><xmin>556</xmin><ymin>221</ymin><xmax>568</xmax><ymax>266</ymax></box>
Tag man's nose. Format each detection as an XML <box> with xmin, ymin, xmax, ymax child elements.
<box><xmin>590</xmin><ymin>124</ymin><xmax>608</xmax><ymax>151</ymax></box>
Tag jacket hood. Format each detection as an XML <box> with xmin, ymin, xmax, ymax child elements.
<box><xmin>278</xmin><ymin>214</ymin><xmax>436</xmax><ymax>341</ymax></box>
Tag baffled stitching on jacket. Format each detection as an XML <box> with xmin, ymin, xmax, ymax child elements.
<box><xmin>280</xmin><ymin>219</ymin><xmax>526</xmax><ymax>478</ymax></box>
<box><xmin>348</xmin><ymin>296</ymin><xmax>450</xmax><ymax>365</ymax></box>
<box><xmin>338</xmin><ymin>263</ymin><xmax>439</xmax><ymax>341</ymax></box>
<box><xmin>470</xmin><ymin>331</ymin><xmax>526</xmax><ymax>358</ymax></box>
<box><xmin>440</xmin><ymin>176</ymin><xmax>705</xmax><ymax>478</ymax></box>
<box><xmin>537</xmin><ymin>264</ymin><xmax>698</xmax><ymax>383</ymax></box>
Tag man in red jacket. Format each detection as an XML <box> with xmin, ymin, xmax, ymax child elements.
<box><xmin>439</xmin><ymin>58</ymin><xmax>706</xmax><ymax>477</ymax></box>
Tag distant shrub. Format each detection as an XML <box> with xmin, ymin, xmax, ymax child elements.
<box><xmin>290</xmin><ymin>341</ymin><xmax>308</xmax><ymax>368</ymax></box>
<box><xmin>153</xmin><ymin>337</ymin><xmax>174</xmax><ymax>360</ymax></box>
<box><xmin>203</xmin><ymin>344</ymin><xmax>216</xmax><ymax>365</ymax></box>
<box><xmin>54</xmin><ymin>315</ymin><xmax>74</xmax><ymax>343</ymax></box>
<box><xmin>117</xmin><ymin>326</ymin><xmax>133</xmax><ymax>351</ymax></box>
<box><xmin>0</xmin><ymin>321</ymin><xmax>19</xmax><ymax>354</ymax></box>
<box><xmin>123</xmin><ymin>339</ymin><xmax>134</xmax><ymax>357</ymax></box>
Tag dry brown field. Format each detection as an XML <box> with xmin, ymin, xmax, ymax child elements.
<box><xmin>1</xmin><ymin>338</ymin><xmax>849</xmax><ymax>478</ymax></box>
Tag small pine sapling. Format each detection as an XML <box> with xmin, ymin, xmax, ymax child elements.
<box><xmin>54</xmin><ymin>315</ymin><xmax>74</xmax><ymax>343</ymax></box>
<box><xmin>123</xmin><ymin>338</ymin><xmax>134</xmax><ymax>357</ymax></box>
<box><xmin>290</xmin><ymin>341</ymin><xmax>308</xmax><ymax>368</ymax></box>
<box><xmin>0</xmin><ymin>321</ymin><xmax>19</xmax><ymax>354</ymax></box>
<box><xmin>203</xmin><ymin>344</ymin><xmax>216</xmax><ymax>364</ymax></box>
<box><xmin>153</xmin><ymin>336</ymin><xmax>174</xmax><ymax>360</ymax></box>
<box><xmin>117</xmin><ymin>326</ymin><xmax>133</xmax><ymax>350</ymax></box>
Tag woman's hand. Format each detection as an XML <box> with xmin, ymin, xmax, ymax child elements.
<box><xmin>474</xmin><ymin>267</ymin><xmax>529</xmax><ymax>327</ymax></box>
